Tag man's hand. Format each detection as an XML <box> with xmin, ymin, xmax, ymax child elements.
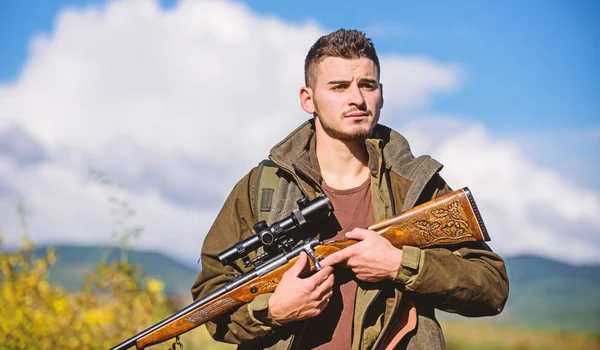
<box><xmin>269</xmin><ymin>252</ymin><xmax>334</xmax><ymax>324</ymax></box>
<box><xmin>320</xmin><ymin>228</ymin><xmax>403</xmax><ymax>282</ymax></box>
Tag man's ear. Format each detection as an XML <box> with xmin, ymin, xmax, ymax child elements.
<box><xmin>299</xmin><ymin>86</ymin><xmax>315</xmax><ymax>114</ymax></box>
<box><xmin>380</xmin><ymin>82</ymin><xmax>384</xmax><ymax>109</ymax></box>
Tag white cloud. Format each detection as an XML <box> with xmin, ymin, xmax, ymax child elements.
<box><xmin>399</xmin><ymin>117</ymin><xmax>600</xmax><ymax>264</ymax></box>
<box><xmin>1</xmin><ymin>0</ymin><xmax>596</xmax><ymax>266</ymax></box>
<box><xmin>0</xmin><ymin>154</ymin><xmax>210</xmax><ymax>259</ymax></box>
<box><xmin>381</xmin><ymin>57</ymin><xmax>463</xmax><ymax>111</ymax></box>
<box><xmin>511</xmin><ymin>128</ymin><xmax>600</xmax><ymax>192</ymax></box>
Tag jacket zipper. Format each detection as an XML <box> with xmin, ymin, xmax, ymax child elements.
<box><xmin>360</xmin><ymin>169</ymin><xmax>395</xmax><ymax>349</ymax></box>
<box><xmin>384</xmin><ymin>168</ymin><xmax>396</xmax><ymax>215</ymax></box>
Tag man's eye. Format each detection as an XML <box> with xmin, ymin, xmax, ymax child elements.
<box><xmin>332</xmin><ymin>85</ymin><xmax>347</xmax><ymax>91</ymax></box>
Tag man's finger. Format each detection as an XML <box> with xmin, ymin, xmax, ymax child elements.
<box><xmin>320</xmin><ymin>249</ymin><xmax>353</xmax><ymax>267</ymax></box>
<box><xmin>308</xmin><ymin>266</ymin><xmax>333</xmax><ymax>284</ymax></box>
<box><xmin>287</xmin><ymin>251</ymin><xmax>308</xmax><ymax>277</ymax></box>
<box><xmin>317</xmin><ymin>267</ymin><xmax>334</xmax><ymax>286</ymax></box>
<box><xmin>320</xmin><ymin>289</ymin><xmax>333</xmax><ymax>304</ymax></box>
<box><xmin>317</xmin><ymin>272</ymin><xmax>335</xmax><ymax>295</ymax></box>
<box><xmin>345</xmin><ymin>228</ymin><xmax>375</xmax><ymax>240</ymax></box>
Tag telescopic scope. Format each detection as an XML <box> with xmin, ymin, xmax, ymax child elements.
<box><xmin>217</xmin><ymin>195</ymin><xmax>333</xmax><ymax>265</ymax></box>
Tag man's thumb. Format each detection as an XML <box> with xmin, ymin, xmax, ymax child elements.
<box><xmin>287</xmin><ymin>251</ymin><xmax>308</xmax><ymax>277</ymax></box>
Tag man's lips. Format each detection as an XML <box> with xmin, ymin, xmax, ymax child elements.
<box><xmin>345</xmin><ymin>112</ymin><xmax>369</xmax><ymax>118</ymax></box>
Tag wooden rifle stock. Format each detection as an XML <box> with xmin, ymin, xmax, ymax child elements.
<box><xmin>323</xmin><ymin>186</ymin><xmax>489</xmax><ymax>252</ymax></box>
<box><xmin>110</xmin><ymin>187</ymin><xmax>489</xmax><ymax>349</ymax></box>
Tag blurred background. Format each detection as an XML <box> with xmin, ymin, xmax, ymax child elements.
<box><xmin>1</xmin><ymin>0</ymin><xmax>598</xmax><ymax>349</ymax></box>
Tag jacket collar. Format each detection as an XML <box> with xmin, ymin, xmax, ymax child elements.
<box><xmin>268</xmin><ymin>119</ymin><xmax>442</xmax><ymax>190</ymax></box>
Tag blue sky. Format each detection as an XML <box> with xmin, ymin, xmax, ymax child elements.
<box><xmin>1</xmin><ymin>0</ymin><xmax>598</xmax><ymax>132</ymax></box>
<box><xmin>0</xmin><ymin>0</ymin><xmax>598</xmax><ymax>264</ymax></box>
<box><xmin>251</xmin><ymin>0</ymin><xmax>600</xmax><ymax>132</ymax></box>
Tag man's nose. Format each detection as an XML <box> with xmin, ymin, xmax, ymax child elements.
<box><xmin>347</xmin><ymin>85</ymin><xmax>366</xmax><ymax>107</ymax></box>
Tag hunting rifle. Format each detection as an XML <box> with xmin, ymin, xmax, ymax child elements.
<box><xmin>111</xmin><ymin>187</ymin><xmax>490</xmax><ymax>349</ymax></box>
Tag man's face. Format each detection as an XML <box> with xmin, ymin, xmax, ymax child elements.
<box><xmin>302</xmin><ymin>57</ymin><xmax>383</xmax><ymax>141</ymax></box>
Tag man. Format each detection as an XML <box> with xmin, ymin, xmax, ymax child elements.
<box><xmin>192</xmin><ymin>29</ymin><xmax>508</xmax><ymax>349</ymax></box>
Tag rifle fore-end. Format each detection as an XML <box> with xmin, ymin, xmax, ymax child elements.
<box><xmin>135</xmin><ymin>296</ymin><xmax>244</xmax><ymax>349</ymax></box>
<box><xmin>134</xmin><ymin>254</ymin><xmax>307</xmax><ymax>349</ymax></box>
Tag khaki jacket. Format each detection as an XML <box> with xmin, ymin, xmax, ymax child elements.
<box><xmin>192</xmin><ymin>120</ymin><xmax>509</xmax><ymax>349</ymax></box>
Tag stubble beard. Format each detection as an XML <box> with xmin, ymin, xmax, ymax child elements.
<box><xmin>315</xmin><ymin>110</ymin><xmax>378</xmax><ymax>141</ymax></box>
<box><xmin>311</xmin><ymin>92</ymin><xmax>382</xmax><ymax>140</ymax></box>
<box><xmin>319</xmin><ymin>118</ymin><xmax>372</xmax><ymax>141</ymax></box>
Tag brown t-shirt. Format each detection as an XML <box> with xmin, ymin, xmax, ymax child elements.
<box><xmin>300</xmin><ymin>178</ymin><xmax>375</xmax><ymax>349</ymax></box>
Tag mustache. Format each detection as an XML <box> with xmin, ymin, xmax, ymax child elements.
<box><xmin>343</xmin><ymin>107</ymin><xmax>370</xmax><ymax>116</ymax></box>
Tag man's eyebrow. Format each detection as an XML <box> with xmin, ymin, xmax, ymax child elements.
<box><xmin>327</xmin><ymin>79</ymin><xmax>351</xmax><ymax>85</ymax></box>
<box><xmin>326</xmin><ymin>78</ymin><xmax>378</xmax><ymax>85</ymax></box>
<box><xmin>358</xmin><ymin>78</ymin><xmax>378</xmax><ymax>84</ymax></box>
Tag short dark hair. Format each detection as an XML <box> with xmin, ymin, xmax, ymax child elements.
<box><xmin>304</xmin><ymin>29</ymin><xmax>380</xmax><ymax>88</ymax></box>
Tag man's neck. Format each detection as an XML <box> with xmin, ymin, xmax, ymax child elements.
<box><xmin>316</xmin><ymin>133</ymin><xmax>371</xmax><ymax>190</ymax></box>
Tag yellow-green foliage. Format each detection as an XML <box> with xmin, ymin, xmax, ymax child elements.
<box><xmin>0</xmin><ymin>238</ymin><xmax>171</xmax><ymax>350</ymax></box>
<box><xmin>442</xmin><ymin>321</ymin><xmax>600</xmax><ymax>350</ymax></box>
<box><xmin>4</xmin><ymin>237</ymin><xmax>599</xmax><ymax>350</ymax></box>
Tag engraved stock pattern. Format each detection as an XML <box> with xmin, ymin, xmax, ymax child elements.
<box><xmin>185</xmin><ymin>297</ymin><xmax>242</xmax><ymax>324</ymax></box>
<box><xmin>407</xmin><ymin>198</ymin><xmax>476</xmax><ymax>246</ymax></box>
<box><xmin>260</xmin><ymin>279</ymin><xmax>280</xmax><ymax>292</ymax></box>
